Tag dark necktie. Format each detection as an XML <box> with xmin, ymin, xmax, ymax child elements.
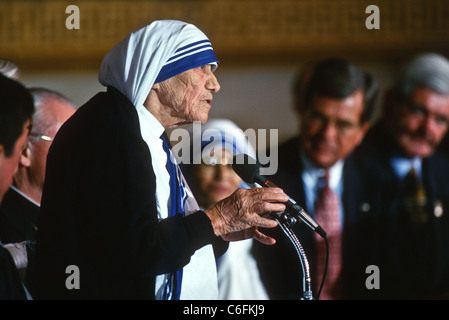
<box><xmin>314</xmin><ymin>171</ymin><xmax>342</xmax><ymax>300</ymax></box>
<box><xmin>404</xmin><ymin>167</ymin><xmax>428</xmax><ymax>228</ymax></box>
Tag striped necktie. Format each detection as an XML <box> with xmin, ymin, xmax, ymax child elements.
<box><xmin>314</xmin><ymin>171</ymin><xmax>342</xmax><ymax>300</ymax></box>
<box><xmin>160</xmin><ymin>134</ymin><xmax>188</xmax><ymax>300</ymax></box>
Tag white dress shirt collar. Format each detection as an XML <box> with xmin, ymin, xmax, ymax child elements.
<box><xmin>301</xmin><ymin>151</ymin><xmax>344</xmax><ymax>192</ymax></box>
<box><xmin>390</xmin><ymin>156</ymin><xmax>422</xmax><ymax>180</ymax></box>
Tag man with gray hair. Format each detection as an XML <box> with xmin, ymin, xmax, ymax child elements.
<box><xmin>0</xmin><ymin>88</ymin><xmax>75</xmax><ymax>243</ymax></box>
<box><xmin>357</xmin><ymin>52</ymin><xmax>449</xmax><ymax>299</ymax></box>
<box><xmin>0</xmin><ymin>88</ymin><xmax>75</xmax><ymax>284</ymax></box>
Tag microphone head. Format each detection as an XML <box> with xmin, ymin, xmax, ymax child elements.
<box><xmin>232</xmin><ymin>154</ymin><xmax>261</xmax><ymax>183</ymax></box>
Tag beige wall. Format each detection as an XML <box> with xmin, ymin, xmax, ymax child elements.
<box><xmin>19</xmin><ymin>60</ymin><xmax>396</xmax><ymax>146</ymax></box>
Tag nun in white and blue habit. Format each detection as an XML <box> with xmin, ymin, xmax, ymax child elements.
<box><xmin>30</xmin><ymin>20</ymin><xmax>225</xmax><ymax>300</ymax></box>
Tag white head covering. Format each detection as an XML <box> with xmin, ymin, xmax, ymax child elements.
<box><xmin>189</xmin><ymin>119</ymin><xmax>256</xmax><ymax>189</ymax></box>
<box><xmin>98</xmin><ymin>20</ymin><xmax>218</xmax><ymax>111</ymax></box>
<box><xmin>195</xmin><ymin>119</ymin><xmax>256</xmax><ymax>159</ymax></box>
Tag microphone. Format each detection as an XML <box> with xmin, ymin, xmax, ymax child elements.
<box><xmin>232</xmin><ymin>154</ymin><xmax>327</xmax><ymax>238</ymax></box>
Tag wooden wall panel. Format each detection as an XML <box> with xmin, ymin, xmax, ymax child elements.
<box><xmin>1</xmin><ymin>0</ymin><xmax>448</xmax><ymax>70</ymax></box>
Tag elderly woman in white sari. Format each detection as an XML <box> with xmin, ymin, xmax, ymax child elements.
<box><xmin>29</xmin><ymin>20</ymin><xmax>287</xmax><ymax>300</ymax></box>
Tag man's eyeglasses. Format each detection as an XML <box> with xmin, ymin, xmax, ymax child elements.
<box><xmin>29</xmin><ymin>133</ymin><xmax>54</xmax><ymax>142</ymax></box>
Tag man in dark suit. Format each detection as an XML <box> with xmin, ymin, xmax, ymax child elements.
<box><xmin>253</xmin><ymin>58</ymin><xmax>380</xmax><ymax>300</ymax></box>
<box><xmin>0</xmin><ymin>88</ymin><xmax>75</xmax><ymax>287</ymax></box>
<box><xmin>357</xmin><ymin>53</ymin><xmax>449</xmax><ymax>299</ymax></box>
<box><xmin>0</xmin><ymin>88</ymin><xmax>75</xmax><ymax>245</ymax></box>
<box><xmin>0</xmin><ymin>73</ymin><xmax>34</xmax><ymax>299</ymax></box>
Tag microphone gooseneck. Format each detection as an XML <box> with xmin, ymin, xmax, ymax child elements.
<box><xmin>232</xmin><ymin>153</ymin><xmax>329</xmax><ymax>300</ymax></box>
<box><xmin>232</xmin><ymin>154</ymin><xmax>327</xmax><ymax>238</ymax></box>
<box><xmin>276</xmin><ymin>217</ymin><xmax>313</xmax><ymax>300</ymax></box>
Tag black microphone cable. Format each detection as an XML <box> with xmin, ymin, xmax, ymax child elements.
<box><xmin>315</xmin><ymin>235</ymin><xmax>329</xmax><ymax>300</ymax></box>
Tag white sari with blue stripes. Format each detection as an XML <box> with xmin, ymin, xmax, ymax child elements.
<box><xmin>98</xmin><ymin>19</ymin><xmax>220</xmax><ymax>300</ymax></box>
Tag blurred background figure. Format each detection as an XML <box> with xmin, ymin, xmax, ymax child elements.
<box><xmin>357</xmin><ymin>52</ymin><xmax>449</xmax><ymax>299</ymax></box>
<box><xmin>0</xmin><ymin>60</ymin><xmax>20</xmax><ymax>80</ymax></box>
<box><xmin>253</xmin><ymin>58</ymin><xmax>380</xmax><ymax>300</ymax></box>
<box><xmin>0</xmin><ymin>88</ymin><xmax>75</xmax><ymax>284</ymax></box>
<box><xmin>0</xmin><ymin>73</ymin><xmax>34</xmax><ymax>299</ymax></box>
<box><xmin>182</xmin><ymin>118</ymin><xmax>269</xmax><ymax>299</ymax></box>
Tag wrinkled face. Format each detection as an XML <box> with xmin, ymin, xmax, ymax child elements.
<box><xmin>391</xmin><ymin>87</ymin><xmax>449</xmax><ymax>158</ymax></box>
<box><xmin>300</xmin><ymin>90</ymin><xmax>369</xmax><ymax>169</ymax></box>
<box><xmin>156</xmin><ymin>65</ymin><xmax>220</xmax><ymax>126</ymax></box>
<box><xmin>191</xmin><ymin>149</ymin><xmax>241</xmax><ymax>209</ymax></box>
<box><xmin>0</xmin><ymin>120</ymin><xmax>31</xmax><ymax>203</ymax></box>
